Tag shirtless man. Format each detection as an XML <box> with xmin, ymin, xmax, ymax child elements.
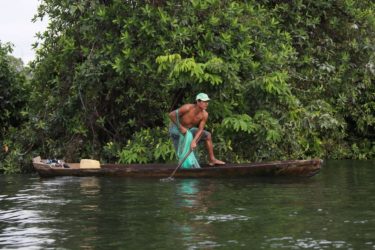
<box><xmin>168</xmin><ymin>93</ymin><xmax>225</xmax><ymax>166</ymax></box>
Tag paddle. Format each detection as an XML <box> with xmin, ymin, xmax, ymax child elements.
<box><xmin>160</xmin><ymin>148</ymin><xmax>194</xmax><ymax>182</ymax></box>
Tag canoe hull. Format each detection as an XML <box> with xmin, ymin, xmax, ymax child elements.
<box><xmin>32</xmin><ymin>159</ymin><xmax>323</xmax><ymax>178</ymax></box>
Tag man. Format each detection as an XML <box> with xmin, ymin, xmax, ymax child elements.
<box><xmin>168</xmin><ymin>93</ymin><xmax>225</xmax><ymax>166</ymax></box>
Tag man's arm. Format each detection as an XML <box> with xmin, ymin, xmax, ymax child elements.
<box><xmin>191</xmin><ymin>111</ymin><xmax>208</xmax><ymax>149</ymax></box>
<box><xmin>168</xmin><ymin>104</ymin><xmax>191</xmax><ymax>134</ymax></box>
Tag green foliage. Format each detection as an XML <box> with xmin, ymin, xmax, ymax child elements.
<box><xmin>117</xmin><ymin>127</ymin><xmax>175</xmax><ymax>164</ymax></box>
<box><xmin>0</xmin><ymin>43</ymin><xmax>28</xmax><ymax>137</ymax></box>
<box><xmin>156</xmin><ymin>54</ymin><xmax>224</xmax><ymax>85</ymax></box>
<box><xmin>222</xmin><ymin>114</ymin><xmax>257</xmax><ymax>134</ymax></box>
<box><xmin>259</xmin><ymin>0</ymin><xmax>375</xmax><ymax>159</ymax></box>
<box><xmin>0</xmin><ymin>42</ymin><xmax>34</xmax><ymax>173</ymax></box>
<box><xmin>2</xmin><ymin>0</ymin><xmax>374</xmax><ymax>173</ymax></box>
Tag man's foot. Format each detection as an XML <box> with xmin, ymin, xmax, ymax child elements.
<box><xmin>208</xmin><ymin>159</ymin><xmax>226</xmax><ymax>166</ymax></box>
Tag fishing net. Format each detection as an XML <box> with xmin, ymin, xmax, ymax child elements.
<box><xmin>174</xmin><ymin>109</ymin><xmax>200</xmax><ymax>169</ymax></box>
<box><xmin>177</xmin><ymin>130</ymin><xmax>200</xmax><ymax>169</ymax></box>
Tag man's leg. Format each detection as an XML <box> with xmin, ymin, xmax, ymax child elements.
<box><xmin>191</xmin><ymin>128</ymin><xmax>225</xmax><ymax>165</ymax></box>
<box><xmin>204</xmin><ymin>132</ymin><xmax>225</xmax><ymax>165</ymax></box>
<box><xmin>169</xmin><ymin>125</ymin><xmax>180</xmax><ymax>152</ymax></box>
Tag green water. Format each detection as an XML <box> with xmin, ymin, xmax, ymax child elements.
<box><xmin>0</xmin><ymin>160</ymin><xmax>374</xmax><ymax>249</ymax></box>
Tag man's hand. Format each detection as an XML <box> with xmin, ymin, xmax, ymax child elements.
<box><xmin>190</xmin><ymin>140</ymin><xmax>197</xmax><ymax>150</ymax></box>
<box><xmin>180</xmin><ymin>126</ymin><xmax>187</xmax><ymax>134</ymax></box>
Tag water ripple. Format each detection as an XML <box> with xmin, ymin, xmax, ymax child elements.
<box><xmin>0</xmin><ymin>209</ymin><xmax>54</xmax><ymax>224</ymax></box>
<box><xmin>186</xmin><ymin>240</ymin><xmax>222</xmax><ymax>250</ymax></box>
<box><xmin>193</xmin><ymin>213</ymin><xmax>251</xmax><ymax>223</ymax></box>
<box><xmin>265</xmin><ymin>236</ymin><xmax>353</xmax><ymax>249</ymax></box>
<box><xmin>0</xmin><ymin>181</ymin><xmax>64</xmax><ymax>249</ymax></box>
<box><xmin>0</xmin><ymin>226</ymin><xmax>57</xmax><ymax>249</ymax></box>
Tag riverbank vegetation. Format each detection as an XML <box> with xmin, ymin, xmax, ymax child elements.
<box><xmin>1</xmin><ymin>0</ymin><xmax>374</xmax><ymax>173</ymax></box>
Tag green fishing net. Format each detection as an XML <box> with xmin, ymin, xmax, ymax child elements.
<box><xmin>175</xmin><ymin>109</ymin><xmax>200</xmax><ymax>169</ymax></box>
<box><xmin>177</xmin><ymin>130</ymin><xmax>200</xmax><ymax>169</ymax></box>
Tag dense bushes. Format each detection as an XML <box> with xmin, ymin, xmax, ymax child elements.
<box><xmin>261</xmin><ymin>0</ymin><xmax>375</xmax><ymax>159</ymax></box>
<box><xmin>0</xmin><ymin>43</ymin><xmax>31</xmax><ymax>173</ymax></box>
<box><xmin>1</xmin><ymin>0</ymin><xmax>374</xmax><ymax>173</ymax></box>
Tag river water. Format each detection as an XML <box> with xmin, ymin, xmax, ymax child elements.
<box><xmin>0</xmin><ymin>160</ymin><xmax>374</xmax><ymax>249</ymax></box>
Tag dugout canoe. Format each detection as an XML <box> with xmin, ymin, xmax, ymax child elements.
<box><xmin>32</xmin><ymin>157</ymin><xmax>322</xmax><ymax>178</ymax></box>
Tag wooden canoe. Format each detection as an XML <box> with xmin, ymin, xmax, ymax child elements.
<box><xmin>32</xmin><ymin>157</ymin><xmax>323</xmax><ymax>178</ymax></box>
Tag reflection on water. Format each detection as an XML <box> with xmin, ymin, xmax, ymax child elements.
<box><xmin>176</xmin><ymin>179</ymin><xmax>200</xmax><ymax>208</ymax></box>
<box><xmin>79</xmin><ymin>178</ymin><xmax>101</xmax><ymax>213</ymax></box>
<box><xmin>0</xmin><ymin>160</ymin><xmax>375</xmax><ymax>249</ymax></box>
<box><xmin>175</xmin><ymin>179</ymin><xmax>217</xmax><ymax>248</ymax></box>
<box><xmin>79</xmin><ymin>177</ymin><xmax>101</xmax><ymax>195</ymax></box>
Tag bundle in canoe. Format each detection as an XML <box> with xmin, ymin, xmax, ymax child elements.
<box><xmin>32</xmin><ymin>157</ymin><xmax>323</xmax><ymax>178</ymax></box>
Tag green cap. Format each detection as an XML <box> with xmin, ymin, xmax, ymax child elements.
<box><xmin>196</xmin><ymin>93</ymin><xmax>210</xmax><ymax>101</ymax></box>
